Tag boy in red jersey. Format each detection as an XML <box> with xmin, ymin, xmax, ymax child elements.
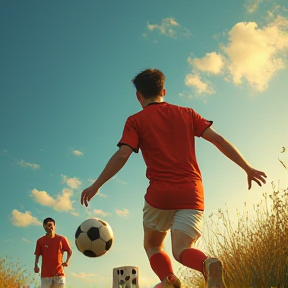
<box><xmin>34</xmin><ymin>217</ymin><xmax>72</xmax><ymax>288</ymax></box>
<box><xmin>80</xmin><ymin>69</ymin><xmax>266</xmax><ymax>288</ymax></box>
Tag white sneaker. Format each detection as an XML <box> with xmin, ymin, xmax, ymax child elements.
<box><xmin>203</xmin><ymin>258</ymin><xmax>225</xmax><ymax>288</ymax></box>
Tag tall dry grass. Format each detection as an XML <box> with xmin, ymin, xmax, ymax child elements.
<box><xmin>178</xmin><ymin>150</ymin><xmax>288</xmax><ymax>288</ymax></box>
<box><xmin>179</xmin><ymin>185</ymin><xmax>288</xmax><ymax>288</ymax></box>
<box><xmin>0</xmin><ymin>256</ymin><xmax>39</xmax><ymax>288</ymax></box>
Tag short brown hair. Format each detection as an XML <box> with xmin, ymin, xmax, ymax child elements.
<box><xmin>43</xmin><ymin>217</ymin><xmax>55</xmax><ymax>226</ymax></box>
<box><xmin>132</xmin><ymin>69</ymin><xmax>165</xmax><ymax>99</ymax></box>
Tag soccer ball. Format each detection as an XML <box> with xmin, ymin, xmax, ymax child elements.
<box><xmin>75</xmin><ymin>218</ymin><xmax>114</xmax><ymax>257</ymax></box>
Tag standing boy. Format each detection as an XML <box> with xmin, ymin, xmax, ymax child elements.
<box><xmin>80</xmin><ymin>69</ymin><xmax>266</xmax><ymax>288</ymax></box>
<box><xmin>34</xmin><ymin>217</ymin><xmax>72</xmax><ymax>288</ymax></box>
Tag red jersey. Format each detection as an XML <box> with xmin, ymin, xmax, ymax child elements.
<box><xmin>118</xmin><ymin>102</ymin><xmax>212</xmax><ymax>210</ymax></box>
<box><xmin>34</xmin><ymin>234</ymin><xmax>70</xmax><ymax>277</ymax></box>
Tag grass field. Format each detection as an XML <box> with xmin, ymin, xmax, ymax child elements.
<box><xmin>178</xmin><ymin>156</ymin><xmax>288</xmax><ymax>288</ymax></box>
<box><xmin>0</xmin><ymin>256</ymin><xmax>39</xmax><ymax>288</ymax></box>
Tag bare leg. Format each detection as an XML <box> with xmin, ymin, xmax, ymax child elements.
<box><xmin>171</xmin><ymin>229</ymin><xmax>196</xmax><ymax>261</ymax></box>
<box><xmin>143</xmin><ymin>224</ymin><xmax>167</xmax><ymax>258</ymax></box>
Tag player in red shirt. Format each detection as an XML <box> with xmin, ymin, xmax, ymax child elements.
<box><xmin>80</xmin><ymin>69</ymin><xmax>266</xmax><ymax>288</ymax></box>
<box><xmin>34</xmin><ymin>217</ymin><xmax>72</xmax><ymax>288</ymax></box>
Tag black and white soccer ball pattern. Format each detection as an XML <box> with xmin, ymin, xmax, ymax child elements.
<box><xmin>75</xmin><ymin>218</ymin><xmax>114</xmax><ymax>257</ymax></box>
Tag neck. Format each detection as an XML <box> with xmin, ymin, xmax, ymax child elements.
<box><xmin>46</xmin><ymin>232</ymin><xmax>56</xmax><ymax>238</ymax></box>
<box><xmin>142</xmin><ymin>96</ymin><xmax>164</xmax><ymax>108</ymax></box>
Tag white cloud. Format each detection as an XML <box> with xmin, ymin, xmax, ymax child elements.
<box><xmin>225</xmin><ymin>19</ymin><xmax>288</xmax><ymax>91</ymax></box>
<box><xmin>31</xmin><ymin>188</ymin><xmax>74</xmax><ymax>212</ymax></box>
<box><xmin>185</xmin><ymin>16</ymin><xmax>288</xmax><ymax>95</ymax></box>
<box><xmin>73</xmin><ymin>150</ymin><xmax>83</xmax><ymax>156</ymax></box>
<box><xmin>18</xmin><ymin>160</ymin><xmax>40</xmax><ymax>170</ymax></box>
<box><xmin>185</xmin><ymin>74</ymin><xmax>215</xmax><ymax>95</ymax></box>
<box><xmin>147</xmin><ymin>18</ymin><xmax>191</xmax><ymax>39</ymax></box>
<box><xmin>188</xmin><ymin>52</ymin><xmax>224</xmax><ymax>74</ymax></box>
<box><xmin>11</xmin><ymin>210</ymin><xmax>41</xmax><ymax>227</ymax></box>
<box><xmin>61</xmin><ymin>175</ymin><xmax>82</xmax><ymax>189</ymax></box>
<box><xmin>93</xmin><ymin>209</ymin><xmax>111</xmax><ymax>217</ymax></box>
<box><xmin>115</xmin><ymin>208</ymin><xmax>130</xmax><ymax>217</ymax></box>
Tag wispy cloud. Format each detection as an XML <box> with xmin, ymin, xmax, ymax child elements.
<box><xmin>71</xmin><ymin>272</ymin><xmax>105</xmax><ymax>285</ymax></box>
<box><xmin>112</xmin><ymin>176</ymin><xmax>128</xmax><ymax>185</ymax></box>
<box><xmin>93</xmin><ymin>209</ymin><xmax>111</xmax><ymax>217</ymax></box>
<box><xmin>146</xmin><ymin>17</ymin><xmax>191</xmax><ymax>39</ymax></box>
<box><xmin>0</xmin><ymin>149</ymin><xmax>8</xmax><ymax>156</ymax></box>
<box><xmin>244</xmin><ymin>0</ymin><xmax>263</xmax><ymax>13</ymax></box>
<box><xmin>115</xmin><ymin>208</ymin><xmax>129</xmax><ymax>217</ymax></box>
<box><xmin>72</xmin><ymin>272</ymin><xmax>96</xmax><ymax>278</ymax></box>
<box><xmin>18</xmin><ymin>160</ymin><xmax>40</xmax><ymax>170</ymax></box>
<box><xmin>185</xmin><ymin>15</ymin><xmax>288</xmax><ymax>95</ymax></box>
<box><xmin>22</xmin><ymin>237</ymin><xmax>31</xmax><ymax>243</ymax></box>
<box><xmin>97</xmin><ymin>191</ymin><xmax>108</xmax><ymax>197</ymax></box>
<box><xmin>87</xmin><ymin>183</ymin><xmax>108</xmax><ymax>197</ymax></box>
<box><xmin>72</xmin><ymin>150</ymin><xmax>83</xmax><ymax>156</ymax></box>
<box><xmin>30</xmin><ymin>188</ymin><xmax>74</xmax><ymax>212</ymax></box>
<box><xmin>61</xmin><ymin>175</ymin><xmax>82</xmax><ymax>189</ymax></box>
<box><xmin>11</xmin><ymin>210</ymin><xmax>41</xmax><ymax>227</ymax></box>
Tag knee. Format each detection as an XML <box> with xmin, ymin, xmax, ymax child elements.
<box><xmin>172</xmin><ymin>245</ymin><xmax>184</xmax><ymax>262</ymax></box>
<box><xmin>143</xmin><ymin>241</ymin><xmax>163</xmax><ymax>259</ymax></box>
<box><xmin>143</xmin><ymin>237</ymin><xmax>154</xmax><ymax>251</ymax></box>
<box><xmin>143</xmin><ymin>241</ymin><xmax>150</xmax><ymax>253</ymax></box>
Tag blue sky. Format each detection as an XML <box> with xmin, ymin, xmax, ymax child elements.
<box><xmin>1</xmin><ymin>1</ymin><xmax>288</xmax><ymax>287</ymax></box>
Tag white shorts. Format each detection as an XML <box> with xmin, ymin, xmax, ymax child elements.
<box><xmin>143</xmin><ymin>201</ymin><xmax>203</xmax><ymax>240</ymax></box>
<box><xmin>41</xmin><ymin>276</ymin><xmax>66</xmax><ymax>288</ymax></box>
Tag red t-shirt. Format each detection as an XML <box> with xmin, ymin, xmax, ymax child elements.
<box><xmin>34</xmin><ymin>234</ymin><xmax>70</xmax><ymax>277</ymax></box>
<box><xmin>118</xmin><ymin>102</ymin><xmax>212</xmax><ymax>210</ymax></box>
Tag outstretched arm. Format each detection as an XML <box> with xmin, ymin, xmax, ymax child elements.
<box><xmin>81</xmin><ymin>145</ymin><xmax>133</xmax><ymax>206</ymax></box>
<box><xmin>201</xmin><ymin>126</ymin><xmax>267</xmax><ymax>189</ymax></box>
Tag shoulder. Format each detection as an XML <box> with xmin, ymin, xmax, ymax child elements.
<box><xmin>57</xmin><ymin>234</ymin><xmax>70</xmax><ymax>243</ymax></box>
<box><xmin>37</xmin><ymin>235</ymin><xmax>46</xmax><ymax>242</ymax></box>
<box><xmin>167</xmin><ymin>103</ymin><xmax>196</xmax><ymax>114</ymax></box>
<box><xmin>128</xmin><ymin>109</ymin><xmax>143</xmax><ymax>119</ymax></box>
<box><xmin>56</xmin><ymin>234</ymin><xmax>67</xmax><ymax>240</ymax></box>
<box><xmin>36</xmin><ymin>235</ymin><xmax>46</xmax><ymax>246</ymax></box>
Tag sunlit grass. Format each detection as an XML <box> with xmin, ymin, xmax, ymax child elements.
<box><xmin>0</xmin><ymin>256</ymin><xmax>39</xmax><ymax>288</ymax></box>
<box><xmin>178</xmin><ymin>148</ymin><xmax>288</xmax><ymax>288</ymax></box>
<box><xmin>178</xmin><ymin>183</ymin><xmax>288</xmax><ymax>288</ymax></box>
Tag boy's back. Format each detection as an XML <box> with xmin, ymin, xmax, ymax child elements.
<box><xmin>118</xmin><ymin>102</ymin><xmax>212</xmax><ymax>210</ymax></box>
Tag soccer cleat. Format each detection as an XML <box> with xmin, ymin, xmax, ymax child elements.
<box><xmin>203</xmin><ymin>258</ymin><xmax>225</xmax><ymax>288</ymax></box>
<box><xmin>154</xmin><ymin>274</ymin><xmax>181</xmax><ymax>288</ymax></box>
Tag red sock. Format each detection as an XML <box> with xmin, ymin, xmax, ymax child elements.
<box><xmin>179</xmin><ymin>248</ymin><xmax>207</xmax><ymax>273</ymax></box>
<box><xmin>149</xmin><ymin>252</ymin><xmax>173</xmax><ymax>281</ymax></box>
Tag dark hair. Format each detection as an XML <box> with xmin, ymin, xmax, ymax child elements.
<box><xmin>132</xmin><ymin>69</ymin><xmax>165</xmax><ymax>99</ymax></box>
<box><xmin>43</xmin><ymin>217</ymin><xmax>55</xmax><ymax>226</ymax></box>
